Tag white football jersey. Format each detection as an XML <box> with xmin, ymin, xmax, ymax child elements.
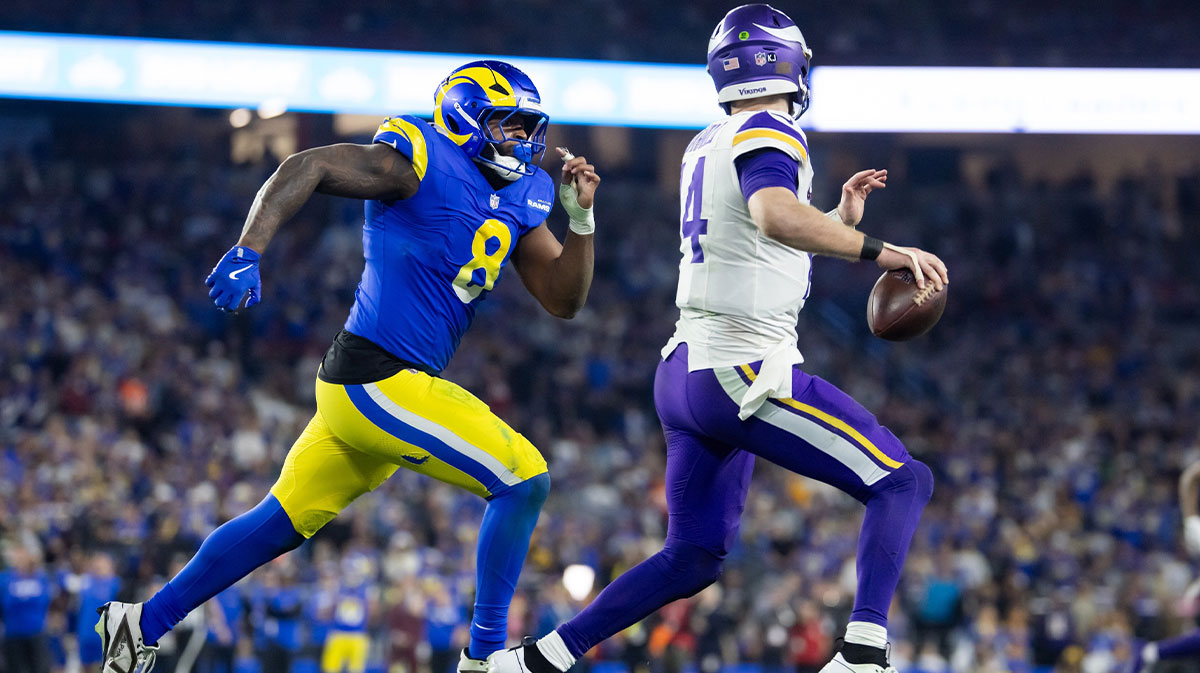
<box><xmin>665</xmin><ymin>109</ymin><xmax>816</xmax><ymax>372</ymax></box>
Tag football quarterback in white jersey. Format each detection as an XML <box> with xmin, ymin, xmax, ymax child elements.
<box><xmin>489</xmin><ymin>5</ymin><xmax>949</xmax><ymax>673</ymax></box>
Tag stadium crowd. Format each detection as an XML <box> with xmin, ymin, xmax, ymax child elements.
<box><xmin>1</xmin><ymin>0</ymin><xmax>1198</xmax><ymax>68</ymax></box>
<box><xmin>3</xmin><ymin>106</ymin><xmax>1200</xmax><ymax>673</ymax></box>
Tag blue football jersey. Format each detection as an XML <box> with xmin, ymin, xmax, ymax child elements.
<box><xmin>344</xmin><ymin>115</ymin><xmax>555</xmax><ymax>372</ymax></box>
<box><xmin>331</xmin><ymin>584</ymin><xmax>370</xmax><ymax>632</ymax></box>
<box><xmin>77</xmin><ymin>574</ymin><xmax>121</xmax><ymax>637</ymax></box>
<box><xmin>0</xmin><ymin>570</ymin><xmax>53</xmax><ymax>637</ymax></box>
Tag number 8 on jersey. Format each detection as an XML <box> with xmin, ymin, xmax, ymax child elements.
<box><xmin>453</xmin><ymin>219</ymin><xmax>513</xmax><ymax>303</ymax></box>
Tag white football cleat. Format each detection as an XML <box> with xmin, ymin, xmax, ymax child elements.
<box><xmin>488</xmin><ymin>638</ymin><xmax>553</xmax><ymax>673</ymax></box>
<box><xmin>488</xmin><ymin>635</ymin><xmax>573</xmax><ymax>673</ymax></box>
<box><xmin>487</xmin><ymin>643</ymin><xmax>527</xmax><ymax>673</ymax></box>
<box><xmin>818</xmin><ymin>653</ymin><xmax>898</xmax><ymax>673</ymax></box>
<box><xmin>95</xmin><ymin>602</ymin><xmax>158</xmax><ymax>673</ymax></box>
<box><xmin>460</xmin><ymin>650</ymin><xmax>489</xmax><ymax>673</ymax></box>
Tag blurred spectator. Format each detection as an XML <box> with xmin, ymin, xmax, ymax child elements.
<box><xmin>909</xmin><ymin>550</ymin><xmax>964</xmax><ymax>659</ymax></box>
<box><xmin>1</xmin><ymin>547</ymin><xmax>54</xmax><ymax>673</ymax></box>
<box><xmin>68</xmin><ymin>552</ymin><xmax>122</xmax><ymax>668</ymax></box>
<box><xmin>199</xmin><ymin>587</ymin><xmax>244</xmax><ymax>673</ymax></box>
<box><xmin>253</xmin><ymin>564</ymin><xmax>304</xmax><ymax>673</ymax></box>
<box><xmin>320</xmin><ymin>557</ymin><xmax>375</xmax><ymax>673</ymax></box>
<box><xmin>789</xmin><ymin>600</ymin><xmax>833</xmax><ymax>673</ymax></box>
<box><xmin>1029</xmin><ymin>593</ymin><xmax>1076</xmax><ymax>670</ymax></box>
<box><xmin>424</xmin><ymin>581</ymin><xmax>464</xmax><ymax>673</ymax></box>
<box><xmin>383</xmin><ymin>582</ymin><xmax>423</xmax><ymax>673</ymax></box>
<box><xmin>153</xmin><ymin>559</ymin><xmax>209</xmax><ymax>673</ymax></box>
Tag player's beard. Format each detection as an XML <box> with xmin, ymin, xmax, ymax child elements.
<box><xmin>476</xmin><ymin>145</ymin><xmax>526</xmax><ymax>181</ymax></box>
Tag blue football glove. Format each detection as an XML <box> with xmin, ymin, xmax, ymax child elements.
<box><xmin>205</xmin><ymin>245</ymin><xmax>262</xmax><ymax>311</ymax></box>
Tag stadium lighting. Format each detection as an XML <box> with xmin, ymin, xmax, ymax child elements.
<box><xmin>2</xmin><ymin>31</ymin><xmax>1200</xmax><ymax>133</ymax></box>
<box><xmin>257</xmin><ymin>97</ymin><xmax>287</xmax><ymax>119</ymax></box>
<box><xmin>562</xmin><ymin>564</ymin><xmax>595</xmax><ymax>601</ymax></box>
<box><xmin>229</xmin><ymin>107</ymin><xmax>252</xmax><ymax>128</ymax></box>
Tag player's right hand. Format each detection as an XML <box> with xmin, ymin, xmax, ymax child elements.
<box><xmin>205</xmin><ymin>245</ymin><xmax>262</xmax><ymax>311</ymax></box>
<box><xmin>1185</xmin><ymin>515</ymin><xmax>1200</xmax><ymax>557</ymax></box>
<box><xmin>876</xmin><ymin>244</ymin><xmax>949</xmax><ymax>291</ymax></box>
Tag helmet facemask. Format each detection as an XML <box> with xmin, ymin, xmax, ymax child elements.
<box><xmin>474</xmin><ymin>108</ymin><xmax>549</xmax><ymax>179</ymax></box>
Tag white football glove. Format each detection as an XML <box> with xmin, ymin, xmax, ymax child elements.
<box><xmin>1184</xmin><ymin>515</ymin><xmax>1200</xmax><ymax>557</ymax></box>
<box><xmin>558</xmin><ymin>149</ymin><xmax>595</xmax><ymax>236</ymax></box>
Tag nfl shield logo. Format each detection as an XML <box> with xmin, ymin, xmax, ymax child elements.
<box><xmin>754</xmin><ymin>52</ymin><xmax>767</xmax><ymax>66</ymax></box>
<box><xmin>489</xmin><ymin>194</ymin><xmax>500</xmax><ymax>209</ymax></box>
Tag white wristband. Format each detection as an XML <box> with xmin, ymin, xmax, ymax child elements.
<box><xmin>558</xmin><ymin>182</ymin><xmax>595</xmax><ymax>236</ymax></box>
<box><xmin>825</xmin><ymin>208</ymin><xmax>845</xmax><ymax>225</ymax></box>
<box><xmin>568</xmin><ymin>218</ymin><xmax>595</xmax><ymax>236</ymax></box>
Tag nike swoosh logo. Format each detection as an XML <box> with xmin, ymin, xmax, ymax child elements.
<box><xmin>707</xmin><ymin>25</ymin><xmax>737</xmax><ymax>53</ymax></box>
<box><xmin>752</xmin><ymin>22</ymin><xmax>807</xmax><ymax>44</ymax></box>
<box><xmin>229</xmin><ymin>265</ymin><xmax>255</xmax><ymax>280</ymax></box>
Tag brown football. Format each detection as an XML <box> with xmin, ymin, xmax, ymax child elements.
<box><xmin>867</xmin><ymin>268</ymin><xmax>947</xmax><ymax>341</ymax></box>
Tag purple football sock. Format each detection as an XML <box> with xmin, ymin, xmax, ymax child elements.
<box><xmin>850</xmin><ymin>460</ymin><xmax>934</xmax><ymax>625</ymax></box>
<box><xmin>558</xmin><ymin>416</ymin><xmax>752</xmax><ymax>659</ymax></box>
<box><xmin>557</xmin><ymin>537</ymin><xmax>724</xmax><ymax>658</ymax></box>
<box><xmin>1157</xmin><ymin>630</ymin><xmax>1200</xmax><ymax>660</ymax></box>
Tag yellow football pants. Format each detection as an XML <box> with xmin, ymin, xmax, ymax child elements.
<box><xmin>321</xmin><ymin>631</ymin><xmax>370</xmax><ymax>673</ymax></box>
<box><xmin>270</xmin><ymin>368</ymin><xmax>547</xmax><ymax>537</ymax></box>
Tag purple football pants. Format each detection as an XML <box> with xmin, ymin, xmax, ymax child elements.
<box><xmin>558</xmin><ymin>343</ymin><xmax>933</xmax><ymax>657</ymax></box>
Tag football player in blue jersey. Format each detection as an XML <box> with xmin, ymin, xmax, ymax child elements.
<box><xmin>96</xmin><ymin>60</ymin><xmax>600</xmax><ymax>673</ymax></box>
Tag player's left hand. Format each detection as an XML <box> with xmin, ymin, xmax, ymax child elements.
<box><xmin>205</xmin><ymin>245</ymin><xmax>262</xmax><ymax>312</ymax></box>
<box><xmin>837</xmin><ymin>168</ymin><xmax>887</xmax><ymax>227</ymax></box>
<box><xmin>557</xmin><ymin>147</ymin><xmax>600</xmax><ymax>235</ymax></box>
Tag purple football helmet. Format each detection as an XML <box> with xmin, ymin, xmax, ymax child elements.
<box><xmin>706</xmin><ymin>4</ymin><xmax>813</xmax><ymax>117</ymax></box>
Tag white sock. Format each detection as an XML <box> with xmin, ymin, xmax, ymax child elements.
<box><xmin>1143</xmin><ymin>642</ymin><xmax>1159</xmax><ymax>664</ymax></box>
<box><xmin>536</xmin><ymin>631</ymin><xmax>576</xmax><ymax>672</ymax></box>
<box><xmin>844</xmin><ymin>621</ymin><xmax>888</xmax><ymax>650</ymax></box>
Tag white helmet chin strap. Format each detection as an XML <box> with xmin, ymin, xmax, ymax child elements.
<box><xmin>475</xmin><ymin>145</ymin><xmax>526</xmax><ymax>182</ymax></box>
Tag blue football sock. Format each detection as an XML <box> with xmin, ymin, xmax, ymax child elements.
<box><xmin>140</xmin><ymin>494</ymin><xmax>304</xmax><ymax>645</ymax></box>
<box><xmin>468</xmin><ymin>473</ymin><xmax>550</xmax><ymax>659</ymax></box>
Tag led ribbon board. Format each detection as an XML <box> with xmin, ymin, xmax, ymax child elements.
<box><xmin>2</xmin><ymin>32</ymin><xmax>1199</xmax><ymax>133</ymax></box>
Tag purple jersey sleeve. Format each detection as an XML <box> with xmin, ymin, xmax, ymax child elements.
<box><xmin>734</xmin><ymin>148</ymin><xmax>799</xmax><ymax>201</ymax></box>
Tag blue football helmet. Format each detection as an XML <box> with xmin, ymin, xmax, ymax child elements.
<box><xmin>433</xmin><ymin>60</ymin><xmax>549</xmax><ymax>177</ymax></box>
<box><xmin>706</xmin><ymin>4</ymin><xmax>814</xmax><ymax>118</ymax></box>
